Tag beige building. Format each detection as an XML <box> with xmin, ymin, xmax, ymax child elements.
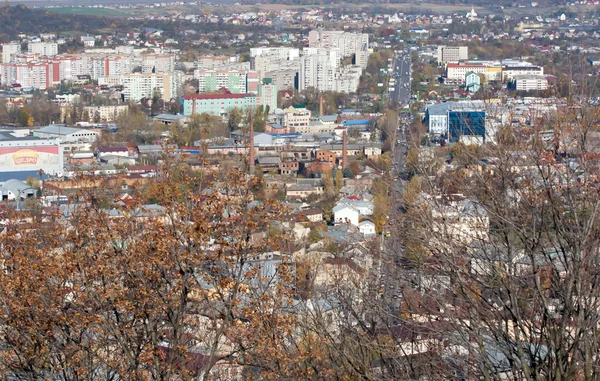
<box><xmin>84</xmin><ymin>105</ymin><xmax>129</xmax><ymax>122</ymax></box>
<box><xmin>437</xmin><ymin>46</ymin><xmax>468</xmax><ymax>63</ymax></box>
<box><xmin>283</xmin><ymin>105</ymin><xmax>311</xmax><ymax>131</ymax></box>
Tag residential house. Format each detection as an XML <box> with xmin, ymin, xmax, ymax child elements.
<box><xmin>332</xmin><ymin>204</ymin><xmax>359</xmax><ymax>226</ymax></box>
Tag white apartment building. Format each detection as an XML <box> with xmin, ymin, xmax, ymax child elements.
<box><xmin>0</xmin><ymin>62</ymin><xmax>49</xmax><ymax>89</ymax></box>
<box><xmin>2</xmin><ymin>42</ymin><xmax>21</xmax><ymax>63</ymax></box>
<box><xmin>513</xmin><ymin>75</ymin><xmax>549</xmax><ymax>91</ymax></box>
<box><xmin>89</xmin><ymin>56</ymin><xmax>133</xmax><ymax>80</ymax></box>
<box><xmin>299</xmin><ymin>48</ymin><xmax>339</xmax><ymax>91</ymax></box>
<box><xmin>28</xmin><ymin>42</ymin><xmax>58</xmax><ymax>57</ymax></box>
<box><xmin>437</xmin><ymin>46</ymin><xmax>468</xmax><ymax>63</ymax></box>
<box><xmin>249</xmin><ymin>47</ymin><xmax>300</xmax><ymax>60</ymax></box>
<box><xmin>142</xmin><ymin>54</ymin><xmax>175</xmax><ymax>74</ymax></box>
<box><xmin>308</xmin><ymin>30</ymin><xmax>369</xmax><ymax>69</ymax></box>
<box><xmin>54</xmin><ymin>56</ymin><xmax>85</xmax><ymax>81</ymax></box>
<box><xmin>334</xmin><ymin>65</ymin><xmax>362</xmax><ymax>93</ymax></box>
<box><xmin>253</xmin><ymin>55</ymin><xmax>300</xmax><ymax>79</ymax></box>
<box><xmin>121</xmin><ymin>72</ymin><xmax>181</xmax><ymax>101</ymax></box>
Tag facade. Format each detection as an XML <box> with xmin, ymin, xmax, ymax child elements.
<box><xmin>332</xmin><ymin>204</ymin><xmax>360</xmax><ymax>226</ymax></box>
<box><xmin>448</xmin><ymin>110</ymin><xmax>486</xmax><ymax>143</ymax></box>
<box><xmin>282</xmin><ymin>105</ymin><xmax>311</xmax><ymax>131</ymax></box>
<box><xmin>299</xmin><ymin>48</ymin><xmax>339</xmax><ymax>91</ymax></box>
<box><xmin>90</xmin><ymin>55</ymin><xmax>133</xmax><ymax>80</ymax></box>
<box><xmin>2</xmin><ymin>42</ymin><xmax>21</xmax><ymax>64</ymax></box>
<box><xmin>83</xmin><ymin>105</ymin><xmax>129</xmax><ymax>122</ymax></box>
<box><xmin>0</xmin><ymin>62</ymin><xmax>49</xmax><ymax>89</ymax></box>
<box><xmin>512</xmin><ymin>75</ymin><xmax>549</xmax><ymax>91</ymax></box>
<box><xmin>308</xmin><ymin>30</ymin><xmax>369</xmax><ymax>69</ymax></box>
<box><xmin>465</xmin><ymin>72</ymin><xmax>481</xmax><ymax>93</ymax></box>
<box><xmin>425</xmin><ymin>101</ymin><xmax>487</xmax><ymax>138</ymax></box>
<box><xmin>502</xmin><ymin>65</ymin><xmax>543</xmax><ymax>82</ymax></box>
<box><xmin>141</xmin><ymin>54</ymin><xmax>175</xmax><ymax>74</ymax></box>
<box><xmin>194</xmin><ymin>70</ymin><xmax>253</xmax><ymax>94</ymax></box>
<box><xmin>437</xmin><ymin>46</ymin><xmax>468</xmax><ymax>63</ymax></box>
<box><xmin>358</xmin><ymin>221</ymin><xmax>376</xmax><ymax>237</ymax></box>
<box><xmin>181</xmin><ymin>93</ymin><xmax>257</xmax><ymax>117</ymax></box>
<box><xmin>34</xmin><ymin>125</ymin><xmax>100</xmax><ymax>144</ymax></box>
<box><xmin>0</xmin><ymin>131</ymin><xmax>64</xmax><ymax>177</ymax></box>
<box><xmin>265</xmin><ymin>70</ymin><xmax>297</xmax><ymax>91</ymax></box>
<box><xmin>28</xmin><ymin>42</ymin><xmax>58</xmax><ymax>57</ymax></box>
<box><xmin>121</xmin><ymin>73</ymin><xmax>180</xmax><ymax>101</ymax></box>
<box><xmin>254</xmin><ymin>55</ymin><xmax>300</xmax><ymax>79</ymax></box>
<box><xmin>258</xmin><ymin>79</ymin><xmax>277</xmax><ymax>112</ymax></box>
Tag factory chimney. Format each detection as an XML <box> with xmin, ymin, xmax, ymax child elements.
<box><xmin>249</xmin><ymin>115</ymin><xmax>255</xmax><ymax>175</ymax></box>
<box><xmin>319</xmin><ymin>95</ymin><xmax>323</xmax><ymax>116</ymax></box>
<box><xmin>342</xmin><ymin>129</ymin><xmax>348</xmax><ymax>170</ymax></box>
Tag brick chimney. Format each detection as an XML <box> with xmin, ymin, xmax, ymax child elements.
<box><xmin>319</xmin><ymin>95</ymin><xmax>323</xmax><ymax>116</ymax></box>
<box><xmin>342</xmin><ymin>129</ymin><xmax>348</xmax><ymax>170</ymax></box>
<box><xmin>249</xmin><ymin>115</ymin><xmax>255</xmax><ymax>175</ymax></box>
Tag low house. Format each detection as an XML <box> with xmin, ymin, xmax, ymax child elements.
<box><xmin>332</xmin><ymin>204</ymin><xmax>359</xmax><ymax>226</ymax></box>
<box><xmin>0</xmin><ymin>179</ymin><xmax>36</xmax><ymax>201</ymax></box>
<box><xmin>295</xmin><ymin>207</ymin><xmax>323</xmax><ymax>223</ymax></box>
<box><xmin>337</xmin><ymin>198</ymin><xmax>374</xmax><ymax>216</ymax></box>
<box><xmin>358</xmin><ymin>220</ymin><xmax>376</xmax><ymax>237</ymax></box>
<box><xmin>286</xmin><ymin>184</ymin><xmax>323</xmax><ymax>200</ymax></box>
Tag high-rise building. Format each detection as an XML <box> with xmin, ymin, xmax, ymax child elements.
<box><xmin>299</xmin><ymin>48</ymin><xmax>339</xmax><ymax>92</ymax></box>
<box><xmin>2</xmin><ymin>42</ymin><xmax>21</xmax><ymax>64</ymax></box>
<box><xmin>0</xmin><ymin>62</ymin><xmax>50</xmax><ymax>89</ymax></box>
<box><xmin>308</xmin><ymin>30</ymin><xmax>369</xmax><ymax>69</ymax></box>
<box><xmin>142</xmin><ymin>54</ymin><xmax>175</xmax><ymax>74</ymax></box>
<box><xmin>437</xmin><ymin>46</ymin><xmax>468</xmax><ymax>63</ymax></box>
<box><xmin>258</xmin><ymin>79</ymin><xmax>277</xmax><ymax>112</ymax></box>
<box><xmin>121</xmin><ymin>73</ymin><xmax>181</xmax><ymax>101</ymax></box>
<box><xmin>195</xmin><ymin>70</ymin><xmax>249</xmax><ymax>94</ymax></box>
<box><xmin>28</xmin><ymin>42</ymin><xmax>58</xmax><ymax>57</ymax></box>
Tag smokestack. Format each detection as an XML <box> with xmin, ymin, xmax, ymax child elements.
<box><xmin>249</xmin><ymin>114</ymin><xmax>255</xmax><ymax>175</ymax></box>
<box><xmin>342</xmin><ymin>129</ymin><xmax>348</xmax><ymax>170</ymax></box>
<box><xmin>319</xmin><ymin>95</ymin><xmax>323</xmax><ymax>116</ymax></box>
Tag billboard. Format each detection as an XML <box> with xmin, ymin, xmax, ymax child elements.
<box><xmin>0</xmin><ymin>146</ymin><xmax>62</xmax><ymax>173</ymax></box>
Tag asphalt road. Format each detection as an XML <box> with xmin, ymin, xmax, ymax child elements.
<box><xmin>390</xmin><ymin>52</ymin><xmax>412</xmax><ymax>108</ymax></box>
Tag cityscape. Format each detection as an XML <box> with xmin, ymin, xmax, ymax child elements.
<box><xmin>0</xmin><ymin>0</ymin><xmax>598</xmax><ymax>379</ymax></box>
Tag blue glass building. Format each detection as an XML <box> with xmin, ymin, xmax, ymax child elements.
<box><xmin>448</xmin><ymin>111</ymin><xmax>486</xmax><ymax>143</ymax></box>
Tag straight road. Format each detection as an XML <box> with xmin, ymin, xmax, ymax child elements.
<box><xmin>390</xmin><ymin>52</ymin><xmax>412</xmax><ymax>108</ymax></box>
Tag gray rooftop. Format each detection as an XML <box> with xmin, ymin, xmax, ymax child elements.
<box><xmin>153</xmin><ymin>114</ymin><xmax>187</xmax><ymax>121</ymax></box>
<box><xmin>36</xmin><ymin>125</ymin><xmax>92</xmax><ymax>136</ymax></box>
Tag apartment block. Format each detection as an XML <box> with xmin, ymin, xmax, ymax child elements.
<box><xmin>1</xmin><ymin>62</ymin><xmax>50</xmax><ymax>89</ymax></box>
<box><xmin>299</xmin><ymin>48</ymin><xmax>339</xmax><ymax>92</ymax></box>
<box><xmin>258</xmin><ymin>79</ymin><xmax>278</xmax><ymax>112</ymax></box>
<box><xmin>142</xmin><ymin>54</ymin><xmax>175</xmax><ymax>74</ymax></box>
<box><xmin>437</xmin><ymin>46</ymin><xmax>468</xmax><ymax>63</ymax></box>
<box><xmin>28</xmin><ymin>42</ymin><xmax>58</xmax><ymax>57</ymax></box>
<box><xmin>181</xmin><ymin>93</ymin><xmax>257</xmax><ymax>117</ymax></box>
<box><xmin>195</xmin><ymin>70</ymin><xmax>249</xmax><ymax>94</ymax></box>
<box><xmin>84</xmin><ymin>105</ymin><xmax>130</xmax><ymax>122</ymax></box>
<box><xmin>121</xmin><ymin>73</ymin><xmax>180</xmax><ymax>101</ymax></box>
<box><xmin>2</xmin><ymin>42</ymin><xmax>21</xmax><ymax>64</ymax></box>
<box><xmin>308</xmin><ymin>30</ymin><xmax>369</xmax><ymax>68</ymax></box>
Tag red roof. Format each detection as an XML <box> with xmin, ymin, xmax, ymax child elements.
<box><xmin>182</xmin><ymin>93</ymin><xmax>256</xmax><ymax>100</ymax></box>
